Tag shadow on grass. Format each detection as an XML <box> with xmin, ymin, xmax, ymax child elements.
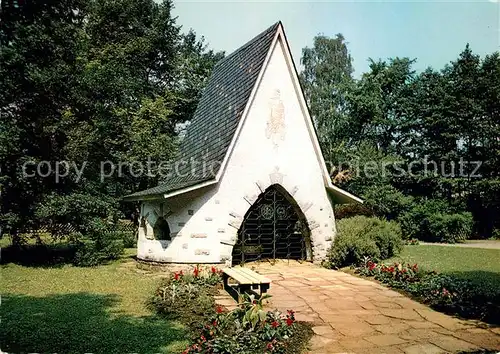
<box><xmin>0</xmin><ymin>292</ymin><xmax>186</xmax><ymax>354</ymax></box>
<box><xmin>441</xmin><ymin>270</ymin><xmax>500</xmax><ymax>325</ymax></box>
<box><xmin>0</xmin><ymin>244</ymin><xmax>77</xmax><ymax>268</ymax></box>
<box><xmin>446</xmin><ymin>270</ymin><xmax>500</xmax><ymax>295</ymax></box>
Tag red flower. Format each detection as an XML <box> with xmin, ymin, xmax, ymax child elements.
<box><xmin>174</xmin><ymin>271</ymin><xmax>183</xmax><ymax>281</ymax></box>
<box><xmin>200</xmin><ymin>335</ymin><xmax>206</xmax><ymax>342</ymax></box>
<box><xmin>216</xmin><ymin>305</ymin><xmax>224</xmax><ymax>314</ymax></box>
<box><xmin>193</xmin><ymin>266</ymin><xmax>200</xmax><ymax>277</ymax></box>
<box><xmin>286</xmin><ymin>318</ymin><xmax>294</xmax><ymax>326</ymax></box>
<box><xmin>369</xmin><ymin>262</ymin><xmax>377</xmax><ymax>271</ymax></box>
<box><xmin>271</xmin><ymin>320</ymin><xmax>280</xmax><ymax>328</ymax></box>
<box><xmin>212</xmin><ymin>320</ymin><xmax>218</xmax><ymax>327</ymax></box>
<box><xmin>211</xmin><ymin>266</ymin><xmax>217</xmax><ymax>274</ymax></box>
<box><xmin>287</xmin><ymin>309</ymin><xmax>295</xmax><ymax>316</ymax></box>
<box><xmin>266</xmin><ymin>342</ymin><xmax>274</xmax><ymax>350</ymax></box>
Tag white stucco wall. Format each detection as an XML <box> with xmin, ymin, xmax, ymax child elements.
<box><xmin>137</xmin><ymin>34</ymin><xmax>336</xmax><ymax>264</ymax></box>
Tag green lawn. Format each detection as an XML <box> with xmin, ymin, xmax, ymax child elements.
<box><xmin>0</xmin><ymin>248</ymin><xmax>188</xmax><ymax>354</ymax></box>
<box><xmin>387</xmin><ymin>245</ymin><xmax>500</xmax><ymax>295</ymax></box>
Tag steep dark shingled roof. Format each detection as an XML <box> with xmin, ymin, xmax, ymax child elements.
<box><xmin>125</xmin><ymin>22</ymin><xmax>280</xmax><ymax>200</ymax></box>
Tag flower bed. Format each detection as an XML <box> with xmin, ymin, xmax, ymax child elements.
<box><xmin>356</xmin><ymin>258</ymin><xmax>500</xmax><ymax>325</ymax></box>
<box><xmin>148</xmin><ymin>266</ymin><xmax>312</xmax><ymax>354</ymax></box>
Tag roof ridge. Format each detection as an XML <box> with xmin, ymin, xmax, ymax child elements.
<box><xmin>214</xmin><ymin>21</ymin><xmax>281</xmax><ymax>67</ymax></box>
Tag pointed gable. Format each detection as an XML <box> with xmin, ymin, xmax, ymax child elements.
<box><xmin>126</xmin><ymin>22</ymin><xmax>280</xmax><ymax>199</ymax></box>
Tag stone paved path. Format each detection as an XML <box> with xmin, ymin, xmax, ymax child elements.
<box><xmin>215</xmin><ymin>261</ymin><xmax>500</xmax><ymax>354</ymax></box>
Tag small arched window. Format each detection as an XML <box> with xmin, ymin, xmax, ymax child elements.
<box><xmin>153</xmin><ymin>217</ymin><xmax>171</xmax><ymax>240</ymax></box>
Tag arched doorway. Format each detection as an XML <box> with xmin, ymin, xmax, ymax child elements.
<box><xmin>232</xmin><ymin>184</ymin><xmax>312</xmax><ymax>265</ymax></box>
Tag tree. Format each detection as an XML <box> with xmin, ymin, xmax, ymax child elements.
<box><xmin>0</xmin><ymin>0</ymin><xmax>88</xmax><ymax>239</ymax></box>
<box><xmin>300</xmin><ymin>34</ymin><xmax>354</xmax><ymax>164</ymax></box>
<box><xmin>0</xmin><ymin>0</ymin><xmax>223</xmax><ymax>242</ymax></box>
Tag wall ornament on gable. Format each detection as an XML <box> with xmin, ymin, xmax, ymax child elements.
<box><xmin>266</xmin><ymin>89</ymin><xmax>286</xmax><ymax>147</ymax></box>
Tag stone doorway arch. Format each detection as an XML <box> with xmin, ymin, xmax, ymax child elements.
<box><xmin>232</xmin><ymin>184</ymin><xmax>312</xmax><ymax>265</ymax></box>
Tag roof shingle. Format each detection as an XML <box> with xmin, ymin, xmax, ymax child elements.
<box><xmin>125</xmin><ymin>22</ymin><xmax>280</xmax><ymax>200</ymax></box>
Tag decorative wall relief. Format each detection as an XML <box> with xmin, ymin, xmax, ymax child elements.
<box><xmin>266</xmin><ymin>89</ymin><xmax>285</xmax><ymax>147</ymax></box>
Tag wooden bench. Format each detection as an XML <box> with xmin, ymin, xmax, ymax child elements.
<box><xmin>222</xmin><ymin>267</ymin><xmax>271</xmax><ymax>301</ymax></box>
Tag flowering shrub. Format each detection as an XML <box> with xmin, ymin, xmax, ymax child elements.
<box><xmin>357</xmin><ymin>258</ymin><xmax>422</xmax><ymax>287</ymax></box>
<box><xmin>182</xmin><ymin>293</ymin><xmax>300</xmax><ymax>354</ymax></box>
<box><xmin>150</xmin><ymin>268</ymin><xmax>312</xmax><ymax>353</ymax></box>
<box><xmin>148</xmin><ymin>265</ymin><xmax>223</xmax><ymax>320</ymax></box>
<box><xmin>355</xmin><ymin>258</ymin><xmax>500</xmax><ymax>324</ymax></box>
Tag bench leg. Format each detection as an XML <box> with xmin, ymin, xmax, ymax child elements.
<box><xmin>238</xmin><ymin>284</ymin><xmax>252</xmax><ymax>303</ymax></box>
<box><xmin>223</xmin><ymin>273</ymin><xmax>231</xmax><ymax>293</ymax></box>
<box><xmin>260</xmin><ymin>284</ymin><xmax>270</xmax><ymax>296</ymax></box>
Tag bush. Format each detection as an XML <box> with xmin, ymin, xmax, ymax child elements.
<box><xmin>355</xmin><ymin>259</ymin><xmax>500</xmax><ymax>325</ymax></box>
<box><xmin>106</xmin><ymin>231</ymin><xmax>136</xmax><ymax>248</ymax></box>
<box><xmin>326</xmin><ymin>216</ymin><xmax>403</xmax><ymax>268</ymax></box>
<box><xmin>399</xmin><ymin>199</ymin><xmax>473</xmax><ymax>243</ymax></box>
<box><xmin>427</xmin><ymin>212</ymin><xmax>473</xmax><ymax>243</ymax></box>
<box><xmin>362</xmin><ymin>184</ymin><xmax>414</xmax><ymax>220</ymax></box>
<box><xmin>73</xmin><ymin>235</ymin><xmax>124</xmax><ymax>267</ymax></box>
<box><xmin>148</xmin><ymin>266</ymin><xmax>223</xmax><ymax>323</ymax></box>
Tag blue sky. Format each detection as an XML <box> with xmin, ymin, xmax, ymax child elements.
<box><xmin>173</xmin><ymin>0</ymin><xmax>499</xmax><ymax>77</ymax></box>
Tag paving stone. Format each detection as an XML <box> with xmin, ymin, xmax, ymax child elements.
<box><xmin>373</xmin><ymin>323</ymin><xmax>411</xmax><ymax>335</ymax></box>
<box><xmin>313</xmin><ymin>325</ymin><xmax>335</xmax><ymax>336</ymax></box>
<box><xmin>308</xmin><ymin>303</ymin><xmax>334</xmax><ymax>313</ymax></box>
<box><xmin>379</xmin><ymin>309</ymin><xmax>422</xmax><ymax>321</ymax></box>
<box><xmin>357</xmin><ymin>301</ymin><xmax>378</xmax><ymax>310</ymax></box>
<box><xmin>402</xmin><ymin>343</ymin><xmax>446</xmax><ymax>354</ymax></box>
<box><xmin>363</xmin><ymin>315</ymin><xmax>392</xmax><ymax>325</ymax></box>
<box><xmin>431</xmin><ymin>327</ymin><xmax>454</xmax><ymax>336</ymax></box>
<box><xmin>369</xmin><ymin>346</ymin><xmax>406</xmax><ymax>354</ymax></box>
<box><xmin>319</xmin><ymin>313</ymin><xmax>357</xmax><ymax>324</ymax></box>
<box><xmin>279</xmin><ymin>280</ymin><xmax>307</xmax><ymax>287</ymax></box>
<box><xmin>319</xmin><ymin>284</ymin><xmax>351</xmax><ymax>290</ymax></box>
<box><xmin>364</xmin><ymin>334</ymin><xmax>408</xmax><ymax>346</ymax></box>
<box><xmin>399</xmin><ymin>328</ymin><xmax>439</xmax><ymax>340</ymax></box>
<box><xmin>372</xmin><ymin>301</ymin><xmax>403</xmax><ymax>309</ymax></box>
<box><xmin>324</xmin><ymin>299</ymin><xmax>364</xmax><ymax>310</ymax></box>
<box><xmin>379</xmin><ymin>290</ymin><xmax>404</xmax><ymax>297</ymax></box>
<box><xmin>414</xmin><ymin>308</ymin><xmax>472</xmax><ymax>331</ymax></box>
<box><xmin>275</xmin><ymin>300</ymin><xmax>308</xmax><ymax>308</ymax></box>
<box><xmin>338</xmin><ymin>309</ymin><xmax>381</xmax><ymax>317</ymax></box>
<box><xmin>429</xmin><ymin>334</ymin><xmax>480</xmax><ymax>352</ymax></box>
<box><xmin>308</xmin><ymin>335</ymin><xmax>336</xmax><ymax>350</ymax></box>
<box><xmin>405</xmin><ymin>320</ymin><xmax>440</xmax><ymax>329</ymax></box>
<box><xmin>337</xmin><ymin>338</ymin><xmax>373</xmax><ymax>350</ymax></box>
<box><xmin>392</xmin><ymin>297</ymin><xmax>428</xmax><ymax>310</ymax></box>
<box><xmin>333</xmin><ymin>322</ymin><xmax>376</xmax><ymax>337</ymax></box>
<box><xmin>452</xmin><ymin>330</ymin><xmax>500</xmax><ymax>350</ymax></box>
<box><xmin>352</xmin><ymin>294</ymin><xmax>371</xmax><ymax>302</ymax></box>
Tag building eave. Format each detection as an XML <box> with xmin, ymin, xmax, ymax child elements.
<box><xmin>326</xmin><ymin>183</ymin><xmax>364</xmax><ymax>204</ymax></box>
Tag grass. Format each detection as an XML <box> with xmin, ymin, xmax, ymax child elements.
<box><xmin>0</xmin><ymin>247</ymin><xmax>189</xmax><ymax>354</ymax></box>
<box><xmin>387</xmin><ymin>245</ymin><xmax>500</xmax><ymax>295</ymax></box>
